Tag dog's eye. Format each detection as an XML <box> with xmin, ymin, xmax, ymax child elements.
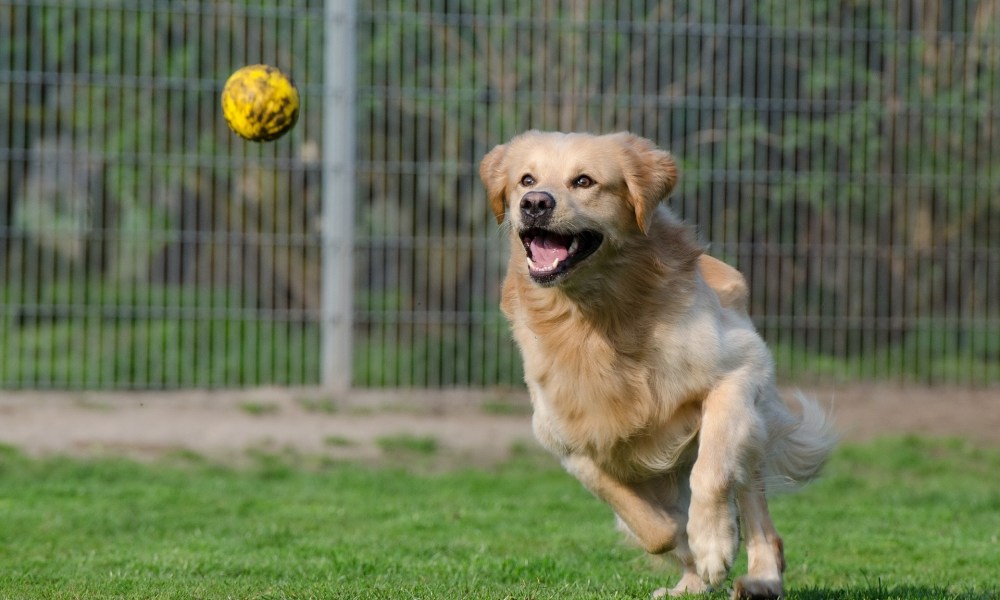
<box><xmin>572</xmin><ymin>175</ymin><xmax>595</xmax><ymax>189</ymax></box>
<box><xmin>520</xmin><ymin>174</ymin><xmax>536</xmax><ymax>187</ymax></box>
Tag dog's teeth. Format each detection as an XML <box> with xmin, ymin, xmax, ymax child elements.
<box><xmin>527</xmin><ymin>256</ymin><xmax>561</xmax><ymax>273</ymax></box>
<box><xmin>568</xmin><ymin>238</ymin><xmax>579</xmax><ymax>254</ymax></box>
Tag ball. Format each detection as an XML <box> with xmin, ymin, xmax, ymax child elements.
<box><xmin>221</xmin><ymin>64</ymin><xmax>300</xmax><ymax>142</ymax></box>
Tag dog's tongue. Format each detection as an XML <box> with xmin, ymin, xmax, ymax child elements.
<box><xmin>529</xmin><ymin>232</ymin><xmax>571</xmax><ymax>265</ymax></box>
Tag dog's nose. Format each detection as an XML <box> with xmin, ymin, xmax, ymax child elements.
<box><xmin>520</xmin><ymin>191</ymin><xmax>555</xmax><ymax>222</ymax></box>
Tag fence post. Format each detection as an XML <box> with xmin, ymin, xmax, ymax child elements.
<box><xmin>321</xmin><ymin>0</ymin><xmax>356</xmax><ymax>392</ymax></box>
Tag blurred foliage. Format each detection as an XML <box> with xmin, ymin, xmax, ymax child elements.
<box><xmin>1</xmin><ymin>1</ymin><xmax>999</xmax><ymax>387</ymax></box>
<box><xmin>0</xmin><ymin>281</ymin><xmax>320</xmax><ymax>388</ymax></box>
<box><xmin>356</xmin><ymin>0</ymin><xmax>1000</xmax><ymax>385</ymax></box>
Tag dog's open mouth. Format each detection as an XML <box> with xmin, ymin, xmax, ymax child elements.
<box><xmin>520</xmin><ymin>228</ymin><xmax>603</xmax><ymax>284</ymax></box>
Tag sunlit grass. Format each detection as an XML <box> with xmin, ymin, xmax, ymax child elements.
<box><xmin>0</xmin><ymin>438</ymin><xmax>997</xmax><ymax>598</ymax></box>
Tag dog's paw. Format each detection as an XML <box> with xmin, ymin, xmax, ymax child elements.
<box><xmin>652</xmin><ymin>571</ymin><xmax>710</xmax><ymax>597</ymax></box>
<box><xmin>731</xmin><ymin>575</ymin><xmax>783</xmax><ymax>600</ymax></box>
<box><xmin>687</xmin><ymin>504</ymin><xmax>737</xmax><ymax>587</ymax></box>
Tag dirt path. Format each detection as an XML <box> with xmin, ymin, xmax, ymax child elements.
<box><xmin>1</xmin><ymin>384</ymin><xmax>998</xmax><ymax>464</ymax></box>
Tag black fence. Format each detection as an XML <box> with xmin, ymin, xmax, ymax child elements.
<box><xmin>2</xmin><ymin>1</ymin><xmax>998</xmax><ymax>388</ymax></box>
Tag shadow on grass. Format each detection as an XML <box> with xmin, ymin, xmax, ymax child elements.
<box><xmin>791</xmin><ymin>585</ymin><xmax>998</xmax><ymax>599</ymax></box>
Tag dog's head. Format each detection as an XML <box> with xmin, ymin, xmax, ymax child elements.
<box><xmin>479</xmin><ymin>131</ymin><xmax>679</xmax><ymax>286</ymax></box>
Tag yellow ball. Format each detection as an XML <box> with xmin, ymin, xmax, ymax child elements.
<box><xmin>221</xmin><ymin>64</ymin><xmax>300</xmax><ymax>142</ymax></box>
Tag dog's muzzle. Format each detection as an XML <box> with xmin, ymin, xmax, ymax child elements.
<box><xmin>519</xmin><ymin>227</ymin><xmax>603</xmax><ymax>286</ymax></box>
<box><xmin>519</xmin><ymin>191</ymin><xmax>555</xmax><ymax>227</ymax></box>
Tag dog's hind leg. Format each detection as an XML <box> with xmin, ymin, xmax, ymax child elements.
<box><xmin>649</xmin><ymin>539</ymin><xmax>711</xmax><ymax>598</ymax></box>
<box><xmin>732</xmin><ymin>478</ymin><xmax>784</xmax><ymax>600</ymax></box>
<box><xmin>562</xmin><ymin>455</ymin><xmax>681</xmax><ymax>555</ymax></box>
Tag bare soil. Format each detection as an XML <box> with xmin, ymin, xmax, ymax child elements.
<box><xmin>1</xmin><ymin>384</ymin><xmax>998</xmax><ymax>464</ymax></box>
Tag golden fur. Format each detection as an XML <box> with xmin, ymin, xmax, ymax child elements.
<box><xmin>480</xmin><ymin>131</ymin><xmax>836</xmax><ymax>599</ymax></box>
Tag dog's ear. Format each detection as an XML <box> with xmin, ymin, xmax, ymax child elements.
<box><xmin>616</xmin><ymin>133</ymin><xmax>679</xmax><ymax>234</ymax></box>
<box><xmin>479</xmin><ymin>143</ymin><xmax>509</xmax><ymax>224</ymax></box>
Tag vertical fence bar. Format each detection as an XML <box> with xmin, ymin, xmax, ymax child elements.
<box><xmin>322</xmin><ymin>0</ymin><xmax>356</xmax><ymax>392</ymax></box>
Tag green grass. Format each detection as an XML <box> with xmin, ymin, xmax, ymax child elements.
<box><xmin>0</xmin><ymin>281</ymin><xmax>322</xmax><ymax>388</ymax></box>
<box><xmin>482</xmin><ymin>398</ymin><xmax>533</xmax><ymax>416</ymax></box>
<box><xmin>322</xmin><ymin>435</ymin><xmax>355</xmax><ymax>447</ymax></box>
<box><xmin>239</xmin><ymin>401</ymin><xmax>281</xmax><ymax>416</ymax></box>
<box><xmin>3</xmin><ymin>282</ymin><xmax>998</xmax><ymax>388</ymax></box>
<box><xmin>770</xmin><ymin>321</ymin><xmax>1000</xmax><ymax>385</ymax></box>
<box><xmin>296</xmin><ymin>396</ymin><xmax>340</xmax><ymax>414</ymax></box>
<box><xmin>1</xmin><ymin>438</ymin><xmax>998</xmax><ymax>599</ymax></box>
<box><xmin>375</xmin><ymin>434</ymin><xmax>440</xmax><ymax>456</ymax></box>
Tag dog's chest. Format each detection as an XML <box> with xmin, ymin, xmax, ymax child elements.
<box><xmin>526</xmin><ymin>362</ymin><xmax>704</xmax><ymax>482</ymax></box>
<box><xmin>509</xmin><ymin>289</ymin><xmax>717</xmax><ymax>474</ymax></box>
<box><xmin>516</xmin><ymin>313</ymin><xmax>693</xmax><ymax>456</ymax></box>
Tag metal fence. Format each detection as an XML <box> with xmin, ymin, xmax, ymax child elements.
<box><xmin>2</xmin><ymin>1</ymin><xmax>999</xmax><ymax>390</ymax></box>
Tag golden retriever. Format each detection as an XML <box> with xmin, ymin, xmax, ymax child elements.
<box><xmin>479</xmin><ymin>131</ymin><xmax>836</xmax><ymax>599</ymax></box>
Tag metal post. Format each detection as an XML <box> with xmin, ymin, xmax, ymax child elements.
<box><xmin>322</xmin><ymin>0</ymin><xmax>356</xmax><ymax>392</ymax></box>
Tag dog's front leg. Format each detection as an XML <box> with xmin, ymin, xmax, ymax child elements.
<box><xmin>732</xmin><ymin>476</ymin><xmax>784</xmax><ymax>599</ymax></box>
<box><xmin>562</xmin><ymin>454</ymin><xmax>680</xmax><ymax>555</ymax></box>
<box><xmin>688</xmin><ymin>373</ymin><xmax>765</xmax><ymax>589</ymax></box>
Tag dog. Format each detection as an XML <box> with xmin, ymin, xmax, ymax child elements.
<box><xmin>479</xmin><ymin>131</ymin><xmax>836</xmax><ymax>599</ymax></box>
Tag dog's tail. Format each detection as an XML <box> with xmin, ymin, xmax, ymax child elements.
<box><xmin>763</xmin><ymin>391</ymin><xmax>838</xmax><ymax>491</ymax></box>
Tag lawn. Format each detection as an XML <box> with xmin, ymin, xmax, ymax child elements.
<box><xmin>0</xmin><ymin>437</ymin><xmax>997</xmax><ymax>599</ymax></box>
